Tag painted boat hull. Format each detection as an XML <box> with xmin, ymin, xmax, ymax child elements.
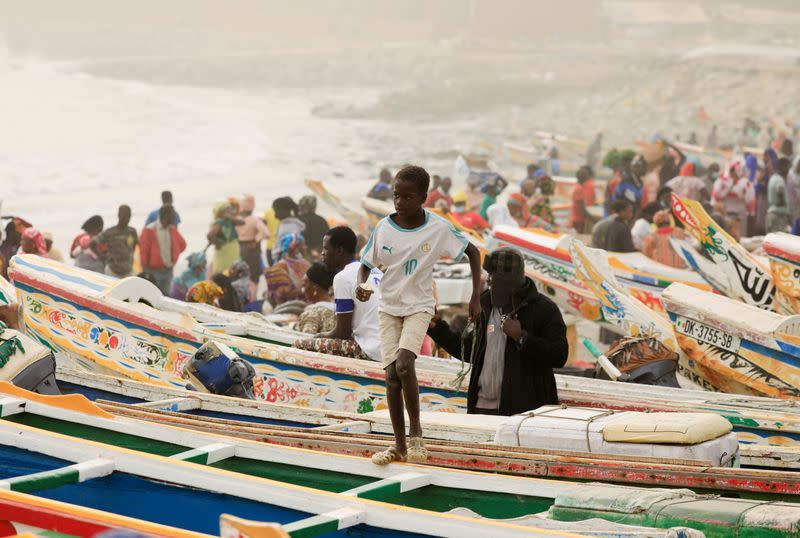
<box><xmin>55</xmin><ymin>364</ymin><xmax>800</xmax><ymax>456</ymax></box>
<box><xmin>9</xmin><ymin>255</ymin><xmax>465</xmax><ymax>414</ymax></box>
<box><xmin>764</xmin><ymin>232</ymin><xmax>800</xmax><ymax>315</ymax></box>
<box><xmin>4</xmin><ymin>383</ymin><xmax>800</xmax><ymax>538</ymax></box>
<box><xmin>8</xmin><ymin>255</ymin><xmax>800</xmax><ymax>448</ymax></box>
<box><xmin>0</xmin><ymin>488</ymin><xmax>217</xmax><ymax>538</ymax></box>
<box><xmin>94</xmin><ymin>397</ymin><xmax>800</xmax><ymax>497</ymax></box>
<box><xmin>2</xmin><ymin>383</ymin><xmax>713</xmax><ymax>538</ymax></box>
<box><xmin>671</xmin><ymin>194</ymin><xmax>779</xmax><ymax>311</ymax></box>
<box><xmin>487</xmin><ymin>225</ymin><xmax>710</xmax><ymax>317</ymax></box>
<box><xmin>662</xmin><ymin>283</ymin><xmax>800</xmax><ymax>400</ymax></box>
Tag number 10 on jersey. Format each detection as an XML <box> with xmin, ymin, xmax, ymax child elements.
<box><xmin>404</xmin><ymin>258</ymin><xmax>418</xmax><ymax>276</ymax></box>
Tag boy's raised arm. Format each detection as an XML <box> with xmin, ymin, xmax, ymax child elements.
<box><xmin>465</xmin><ymin>243</ymin><xmax>482</xmax><ymax>321</ymax></box>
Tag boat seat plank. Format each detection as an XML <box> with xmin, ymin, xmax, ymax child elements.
<box><xmin>0</xmin><ymin>458</ymin><xmax>114</xmax><ymax>493</ymax></box>
<box><xmin>133</xmin><ymin>397</ymin><xmax>202</xmax><ymax>412</ymax></box>
<box><xmin>0</xmin><ymin>397</ymin><xmax>25</xmax><ymax>417</ymax></box>
<box><xmin>313</xmin><ymin>421</ymin><xmax>371</xmax><ymax>434</ymax></box>
<box><xmin>282</xmin><ymin>507</ymin><xmax>366</xmax><ymax>536</ymax></box>
<box><xmin>343</xmin><ymin>472</ymin><xmax>431</xmax><ymax>499</ymax></box>
<box><xmin>171</xmin><ymin>443</ymin><xmax>236</xmax><ymax>465</ymax></box>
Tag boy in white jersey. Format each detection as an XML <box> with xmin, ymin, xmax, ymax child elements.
<box><xmin>357</xmin><ymin>165</ymin><xmax>481</xmax><ymax>464</ymax></box>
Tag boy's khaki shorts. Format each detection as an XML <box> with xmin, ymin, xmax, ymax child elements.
<box><xmin>378</xmin><ymin>311</ymin><xmax>433</xmax><ymax>367</ymax></box>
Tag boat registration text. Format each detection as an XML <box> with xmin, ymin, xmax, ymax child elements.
<box><xmin>674</xmin><ymin>316</ymin><xmax>741</xmax><ymax>353</ymax></box>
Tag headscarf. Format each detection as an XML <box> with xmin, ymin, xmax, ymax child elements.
<box><xmin>211</xmin><ymin>202</ymin><xmax>238</xmax><ymax>245</ymax></box>
<box><xmin>171</xmin><ymin>252</ymin><xmax>207</xmax><ymax>300</ymax></box>
<box><xmin>764</xmin><ymin>148</ymin><xmax>778</xmax><ymax>173</ymax></box>
<box><xmin>213</xmin><ymin>201</ymin><xmax>231</xmax><ymax>219</ymax></box>
<box><xmin>280</xmin><ymin>232</ymin><xmax>304</xmax><ymax>259</ymax></box>
<box><xmin>186</xmin><ymin>280</ymin><xmax>224</xmax><ymax>305</ymax></box>
<box><xmin>452</xmin><ymin>191</ymin><xmax>468</xmax><ymax>207</ymax></box>
<box><xmin>744</xmin><ymin>154</ymin><xmax>759</xmax><ymax>182</ymax></box>
<box><xmin>679</xmin><ymin>162</ymin><xmax>695</xmax><ymax>177</ymax></box>
<box><xmin>20</xmin><ymin>228</ymin><xmax>48</xmax><ymax>256</ymax></box>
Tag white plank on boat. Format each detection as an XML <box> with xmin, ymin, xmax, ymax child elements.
<box><xmin>0</xmin><ymin>457</ymin><xmax>114</xmax><ymax>492</ymax></box>
<box><xmin>133</xmin><ymin>397</ymin><xmax>202</xmax><ymax>412</ymax></box>
<box><xmin>0</xmin><ymin>397</ymin><xmax>25</xmax><ymax>417</ymax></box>
<box><xmin>343</xmin><ymin>472</ymin><xmax>431</xmax><ymax>498</ymax></box>
<box><xmin>313</xmin><ymin>421</ymin><xmax>371</xmax><ymax>433</ymax></box>
<box><xmin>283</xmin><ymin>507</ymin><xmax>366</xmax><ymax>535</ymax></box>
<box><xmin>171</xmin><ymin>443</ymin><xmax>236</xmax><ymax>465</ymax></box>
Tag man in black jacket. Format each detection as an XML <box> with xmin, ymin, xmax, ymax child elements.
<box><xmin>428</xmin><ymin>247</ymin><xmax>568</xmax><ymax>415</ymax></box>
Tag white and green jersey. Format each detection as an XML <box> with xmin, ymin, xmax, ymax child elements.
<box><xmin>360</xmin><ymin>210</ymin><xmax>469</xmax><ymax>317</ymax></box>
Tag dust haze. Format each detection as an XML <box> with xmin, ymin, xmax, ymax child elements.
<box><xmin>0</xmin><ymin>1</ymin><xmax>798</xmax><ymax>251</ymax></box>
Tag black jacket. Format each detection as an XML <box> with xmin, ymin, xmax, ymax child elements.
<box><xmin>428</xmin><ymin>278</ymin><xmax>568</xmax><ymax>415</ymax></box>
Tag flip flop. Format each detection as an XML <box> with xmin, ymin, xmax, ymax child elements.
<box><xmin>371</xmin><ymin>446</ymin><xmax>406</xmax><ymax>466</ymax></box>
<box><xmin>406</xmin><ymin>437</ymin><xmax>429</xmax><ymax>464</ymax></box>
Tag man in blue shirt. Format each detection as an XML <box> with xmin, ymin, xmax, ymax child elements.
<box><xmin>144</xmin><ymin>191</ymin><xmax>181</xmax><ymax>226</ymax></box>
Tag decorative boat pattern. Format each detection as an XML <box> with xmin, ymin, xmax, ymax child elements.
<box><xmin>9</xmin><ymin>254</ymin><xmax>465</xmax><ymax>414</ymax></box>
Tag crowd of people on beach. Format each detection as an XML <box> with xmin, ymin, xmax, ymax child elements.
<box><xmin>7</xmin><ymin>119</ymin><xmax>796</xmax><ymax>463</ymax></box>
<box><xmin>2</xmin><ymin>119</ymin><xmax>799</xmax><ymax>313</ymax></box>
<box><xmin>587</xmin><ymin>121</ymin><xmax>800</xmax><ymax>270</ymax></box>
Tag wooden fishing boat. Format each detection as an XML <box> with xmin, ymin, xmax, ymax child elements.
<box><xmin>0</xmin><ymin>488</ymin><xmax>217</xmax><ymax>538</ymax></box>
<box><xmin>94</xmin><ymin>395</ymin><xmax>800</xmax><ymax>492</ymax></box>
<box><xmin>488</xmin><ymin>225</ymin><xmax>710</xmax><ymax>315</ymax></box>
<box><xmin>661</xmin><ymin>282</ymin><xmax>800</xmax><ymax>400</ymax></box>
<box><xmin>6</xmin><ymin>383</ymin><xmax>788</xmax><ymax>538</ymax></box>
<box><xmin>0</xmin><ymin>384</ymin><xmax>566</xmax><ymax>538</ymax></box>
<box><xmin>54</xmin><ymin>364</ymin><xmax>800</xmax><ymax>464</ymax></box>
<box><xmin>5</xmin><ymin>263</ymin><xmax>800</xmax><ymax>450</ymax></box>
<box><xmin>568</xmin><ymin>234</ymin><xmax>800</xmax><ymax>401</ymax></box>
<box><xmin>764</xmin><ymin>232</ymin><xmax>800</xmax><ymax>315</ymax></box>
<box><xmin>670</xmin><ymin>194</ymin><xmax>779</xmax><ymax>312</ymax></box>
<box><xmin>8</xmin><ymin>254</ymin><xmax>468</xmax><ymax>414</ymax></box>
<box><xmin>7</xmin><ymin>258</ymin><xmax>800</xmax><ymax>448</ymax></box>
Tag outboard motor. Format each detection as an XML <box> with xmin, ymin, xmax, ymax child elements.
<box><xmin>0</xmin><ymin>320</ymin><xmax>60</xmax><ymax>394</ymax></box>
<box><xmin>184</xmin><ymin>341</ymin><xmax>256</xmax><ymax>399</ymax></box>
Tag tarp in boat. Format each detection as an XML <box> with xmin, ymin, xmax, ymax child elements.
<box><xmin>494</xmin><ymin>406</ymin><xmax>738</xmax><ymax>466</ymax></box>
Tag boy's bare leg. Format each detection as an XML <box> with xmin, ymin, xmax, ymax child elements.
<box><xmin>384</xmin><ymin>362</ymin><xmax>407</xmax><ymax>456</ymax></box>
<box><xmin>395</xmin><ymin>349</ymin><xmax>422</xmax><ymax>438</ymax></box>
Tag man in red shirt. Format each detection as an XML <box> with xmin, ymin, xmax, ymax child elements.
<box><xmin>450</xmin><ymin>192</ymin><xmax>489</xmax><ymax>232</ymax></box>
<box><xmin>570</xmin><ymin>166</ymin><xmax>597</xmax><ymax>233</ymax></box>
